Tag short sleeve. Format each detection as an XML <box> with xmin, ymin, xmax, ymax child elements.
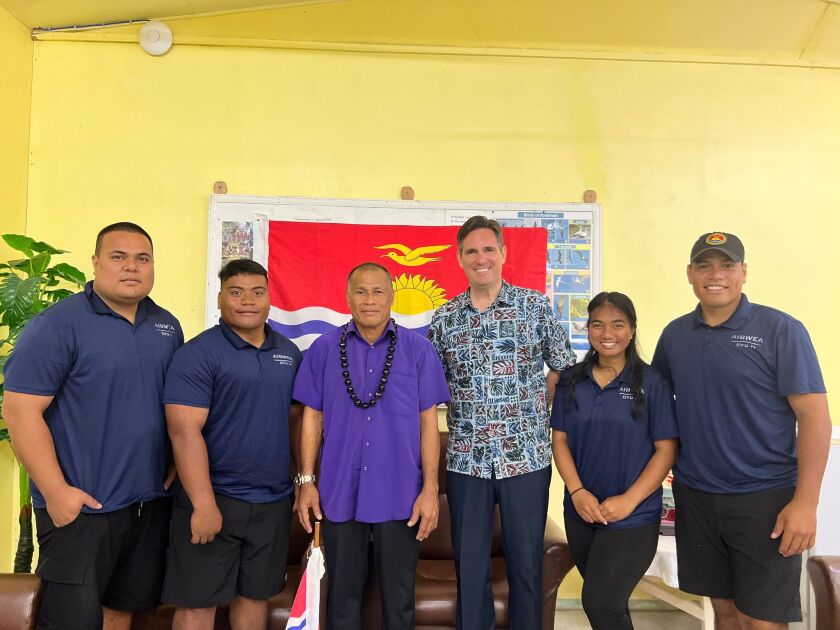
<box><xmin>549</xmin><ymin>374</ymin><xmax>571</xmax><ymax>431</ymax></box>
<box><xmin>775</xmin><ymin>319</ymin><xmax>825</xmax><ymax>397</ymax></box>
<box><xmin>427</xmin><ymin>311</ymin><xmax>448</xmax><ymax>368</ymax></box>
<box><xmin>416</xmin><ymin>337</ymin><xmax>451</xmax><ymax>410</ymax></box>
<box><xmin>163</xmin><ymin>341</ymin><xmax>215</xmax><ymax>408</ymax></box>
<box><xmin>646</xmin><ymin>370</ymin><xmax>679</xmax><ymax>442</ymax></box>
<box><xmin>174</xmin><ymin>320</ymin><xmax>185</xmax><ymax>347</ymax></box>
<box><xmin>292</xmin><ymin>337</ymin><xmax>328</xmax><ymax>411</ymax></box>
<box><xmin>651</xmin><ymin>332</ymin><xmax>672</xmax><ymax>387</ymax></box>
<box><xmin>540</xmin><ymin>295</ymin><xmax>575</xmax><ymax>372</ymax></box>
<box><xmin>3</xmin><ymin>312</ymin><xmax>73</xmax><ymax>396</ymax></box>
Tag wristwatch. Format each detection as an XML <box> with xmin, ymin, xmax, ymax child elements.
<box><xmin>294</xmin><ymin>473</ymin><xmax>317</xmax><ymax>486</ymax></box>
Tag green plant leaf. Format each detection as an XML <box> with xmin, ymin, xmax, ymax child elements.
<box><xmin>0</xmin><ymin>428</ymin><xmax>8</xmax><ymax>442</ymax></box>
<box><xmin>2</xmin><ymin>235</ymin><xmax>35</xmax><ymax>258</ymax></box>
<box><xmin>31</xmin><ymin>241</ymin><xmax>67</xmax><ymax>255</ymax></box>
<box><xmin>28</xmin><ymin>253</ymin><xmax>51</xmax><ymax>277</ymax></box>
<box><xmin>0</xmin><ymin>275</ymin><xmax>40</xmax><ymax>328</ymax></box>
<box><xmin>44</xmin><ymin>288</ymin><xmax>74</xmax><ymax>302</ymax></box>
<box><xmin>5</xmin><ymin>255</ymin><xmax>50</xmax><ymax>277</ymax></box>
<box><xmin>49</xmin><ymin>263</ymin><xmax>87</xmax><ymax>286</ymax></box>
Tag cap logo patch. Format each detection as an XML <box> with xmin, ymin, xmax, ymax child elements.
<box><xmin>706</xmin><ymin>232</ymin><xmax>727</xmax><ymax>246</ymax></box>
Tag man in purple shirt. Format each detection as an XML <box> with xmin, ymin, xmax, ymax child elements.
<box><xmin>294</xmin><ymin>262</ymin><xmax>450</xmax><ymax>630</ymax></box>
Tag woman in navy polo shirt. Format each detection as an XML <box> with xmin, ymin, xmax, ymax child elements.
<box><xmin>551</xmin><ymin>292</ymin><xmax>679</xmax><ymax>630</ymax></box>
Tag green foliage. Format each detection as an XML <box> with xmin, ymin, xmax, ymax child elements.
<box><xmin>0</xmin><ymin>235</ymin><xmax>83</xmax><ymax>352</ymax></box>
<box><xmin>0</xmin><ymin>234</ymin><xmax>86</xmax><ymax>573</ymax></box>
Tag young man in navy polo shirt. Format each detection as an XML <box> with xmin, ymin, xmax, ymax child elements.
<box><xmin>652</xmin><ymin>232</ymin><xmax>832</xmax><ymax>629</ymax></box>
<box><xmin>3</xmin><ymin>222</ymin><xmax>183</xmax><ymax>630</ymax></box>
<box><xmin>161</xmin><ymin>259</ymin><xmax>302</xmax><ymax>630</ymax></box>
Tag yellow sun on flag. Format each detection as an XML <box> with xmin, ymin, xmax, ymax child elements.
<box><xmin>391</xmin><ymin>273</ymin><xmax>448</xmax><ymax>315</ymax></box>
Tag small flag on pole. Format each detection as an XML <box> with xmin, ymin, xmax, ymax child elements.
<box><xmin>285</xmin><ymin>521</ymin><xmax>325</xmax><ymax>630</ymax></box>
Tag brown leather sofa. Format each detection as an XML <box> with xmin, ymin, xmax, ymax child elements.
<box><xmin>0</xmin><ymin>431</ymin><xmax>575</xmax><ymax>630</ymax></box>
<box><xmin>808</xmin><ymin>556</ymin><xmax>840</xmax><ymax>630</ymax></box>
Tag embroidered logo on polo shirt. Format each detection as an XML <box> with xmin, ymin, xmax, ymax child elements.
<box><xmin>272</xmin><ymin>353</ymin><xmax>294</xmax><ymax>366</ymax></box>
<box><xmin>618</xmin><ymin>385</ymin><xmax>644</xmax><ymax>401</ymax></box>
<box><xmin>706</xmin><ymin>233</ymin><xmax>727</xmax><ymax>246</ymax></box>
<box><xmin>155</xmin><ymin>323</ymin><xmax>177</xmax><ymax>337</ymax></box>
<box><xmin>730</xmin><ymin>334</ymin><xmax>764</xmax><ymax>349</ymax></box>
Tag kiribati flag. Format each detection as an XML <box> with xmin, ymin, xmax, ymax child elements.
<box><xmin>267</xmin><ymin>221</ymin><xmax>547</xmax><ymax>349</ymax></box>
<box><xmin>284</xmin><ymin>537</ymin><xmax>325</xmax><ymax>630</ymax></box>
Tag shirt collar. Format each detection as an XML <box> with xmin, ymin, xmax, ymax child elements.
<box><xmin>461</xmin><ymin>280</ymin><xmax>513</xmax><ymax>312</ymax></box>
<box><xmin>346</xmin><ymin>317</ymin><xmax>396</xmax><ymax>345</ymax></box>
<box><xmin>496</xmin><ymin>281</ymin><xmax>514</xmax><ymax>307</ymax></box>
<box><xmin>692</xmin><ymin>293</ymin><xmax>752</xmax><ymax>330</ymax></box>
<box><xmin>585</xmin><ymin>360</ymin><xmax>633</xmax><ymax>389</ymax></box>
<box><xmin>85</xmin><ymin>280</ymin><xmax>149</xmax><ymax>324</ymax></box>
<box><xmin>219</xmin><ymin>318</ymin><xmax>278</xmax><ymax>350</ymax></box>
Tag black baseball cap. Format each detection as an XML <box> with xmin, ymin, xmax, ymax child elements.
<box><xmin>689</xmin><ymin>232</ymin><xmax>744</xmax><ymax>263</ymax></box>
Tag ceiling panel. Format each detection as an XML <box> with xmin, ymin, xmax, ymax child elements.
<box><xmin>462</xmin><ymin>0</ymin><xmax>825</xmax><ymax>57</ymax></box>
<box><xmin>163</xmin><ymin>0</ymin><xmax>477</xmax><ymax>46</ymax></box>
<box><xmin>801</xmin><ymin>3</ymin><xmax>840</xmax><ymax>61</ymax></box>
<box><xmin>6</xmin><ymin>0</ymin><xmax>839</xmax><ymax>65</ymax></box>
<box><xmin>0</xmin><ymin>0</ymin><xmax>342</xmax><ymax>29</ymax></box>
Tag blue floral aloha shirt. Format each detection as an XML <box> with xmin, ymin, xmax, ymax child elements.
<box><xmin>428</xmin><ymin>281</ymin><xmax>575</xmax><ymax>479</ymax></box>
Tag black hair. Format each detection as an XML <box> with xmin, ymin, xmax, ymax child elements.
<box><xmin>566</xmin><ymin>291</ymin><xmax>647</xmax><ymax>421</ymax></box>
<box><xmin>95</xmin><ymin>222</ymin><xmax>153</xmax><ymax>254</ymax></box>
<box><xmin>218</xmin><ymin>259</ymin><xmax>268</xmax><ymax>283</ymax></box>
<box><xmin>347</xmin><ymin>262</ymin><xmax>392</xmax><ymax>288</ymax></box>
<box><xmin>456</xmin><ymin>215</ymin><xmax>504</xmax><ymax>254</ymax></box>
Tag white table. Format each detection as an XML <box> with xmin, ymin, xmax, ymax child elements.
<box><xmin>637</xmin><ymin>535</ymin><xmax>714</xmax><ymax>630</ymax></box>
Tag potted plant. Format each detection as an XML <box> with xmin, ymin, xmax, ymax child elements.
<box><xmin>0</xmin><ymin>234</ymin><xmax>86</xmax><ymax>572</ymax></box>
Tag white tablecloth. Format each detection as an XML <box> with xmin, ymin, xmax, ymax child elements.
<box><xmin>645</xmin><ymin>535</ymin><xmax>679</xmax><ymax>588</ymax></box>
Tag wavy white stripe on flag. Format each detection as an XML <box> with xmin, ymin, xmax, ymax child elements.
<box><xmin>269</xmin><ymin>306</ymin><xmax>435</xmax><ymax>351</ymax></box>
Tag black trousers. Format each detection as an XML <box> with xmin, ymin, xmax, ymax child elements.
<box><xmin>448</xmin><ymin>466</ymin><xmax>551</xmax><ymax>630</ymax></box>
<box><xmin>564</xmin><ymin>516</ymin><xmax>660</xmax><ymax>630</ymax></box>
<box><xmin>321</xmin><ymin>517</ymin><xmax>419</xmax><ymax>630</ymax></box>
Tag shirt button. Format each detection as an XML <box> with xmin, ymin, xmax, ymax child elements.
<box><xmin>368</xmin><ymin>368</ymin><xmax>373</xmax><ymax>373</ymax></box>
<box><xmin>363</xmin><ymin>466</ymin><xmax>368</xmax><ymax>471</ymax></box>
<box><xmin>367</xmin><ymin>416</ymin><xmax>372</xmax><ymax>421</ymax></box>
<box><xmin>365</xmin><ymin>441</ymin><xmax>370</xmax><ymax>446</ymax></box>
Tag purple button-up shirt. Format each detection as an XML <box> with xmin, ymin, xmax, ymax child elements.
<box><xmin>293</xmin><ymin>320</ymin><xmax>450</xmax><ymax>523</ymax></box>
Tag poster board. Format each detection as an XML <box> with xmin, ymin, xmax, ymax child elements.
<box><xmin>207</xmin><ymin>195</ymin><xmax>601</xmax><ymax>356</ymax></box>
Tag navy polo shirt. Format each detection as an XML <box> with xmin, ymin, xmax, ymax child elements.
<box><xmin>4</xmin><ymin>282</ymin><xmax>183</xmax><ymax>513</ymax></box>
<box><xmin>550</xmin><ymin>363</ymin><xmax>678</xmax><ymax>529</ymax></box>
<box><xmin>652</xmin><ymin>294</ymin><xmax>825</xmax><ymax>494</ymax></box>
<box><xmin>164</xmin><ymin>320</ymin><xmax>301</xmax><ymax>503</ymax></box>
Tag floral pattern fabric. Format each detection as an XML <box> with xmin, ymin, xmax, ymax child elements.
<box><xmin>428</xmin><ymin>281</ymin><xmax>575</xmax><ymax>479</ymax></box>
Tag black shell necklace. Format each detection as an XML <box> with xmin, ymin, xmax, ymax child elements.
<box><xmin>340</xmin><ymin>319</ymin><xmax>396</xmax><ymax>409</ymax></box>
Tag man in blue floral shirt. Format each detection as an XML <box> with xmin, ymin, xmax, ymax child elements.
<box><xmin>428</xmin><ymin>215</ymin><xmax>575</xmax><ymax>630</ymax></box>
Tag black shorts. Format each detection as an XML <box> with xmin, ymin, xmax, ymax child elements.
<box><xmin>34</xmin><ymin>497</ymin><xmax>172</xmax><ymax>630</ymax></box>
<box><xmin>673</xmin><ymin>480</ymin><xmax>802</xmax><ymax>623</ymax></box>
<box><xmin>161</xmin><ymin>486</ymin><xmax>292</xmax><ymax>608</ymax></box>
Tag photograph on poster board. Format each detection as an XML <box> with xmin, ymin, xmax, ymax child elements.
<box><xmin>221</xmin><ymin>221</ymin><xmax>253</xmax><ymax>266</ymax></box>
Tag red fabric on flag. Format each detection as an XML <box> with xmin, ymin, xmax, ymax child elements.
<box><xmin>268</xmin><ymin>222</ymin><xmax>547</xmax><ymax>313</ymax></box>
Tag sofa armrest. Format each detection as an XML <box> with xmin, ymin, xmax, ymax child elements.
<box><xmin>541</xmin><ymin>518</ymin><xmax>575</xmax><ymax>630</ymax></box>
<box><xmin>807</xmin><ymin>555</ymin><xmax>840</xmax><ymax>630</ymax></box>
<box><xmin>0</xmin><ymin>573</ymin><xmax>41</xmax><ymax>630</ymax></box>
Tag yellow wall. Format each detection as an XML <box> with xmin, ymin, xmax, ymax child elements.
<box><xmin>0</xmin><ymin>5</ymin><xmax>32</xmax><ymax>573</ymax></box>
<box><xmin>19</xmin><ymin>38</ymin><xmax>840</xmax><ymax>595</ymax></box>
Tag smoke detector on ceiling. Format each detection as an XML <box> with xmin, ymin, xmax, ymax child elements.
<box><xmin>139</xmin><ymin>21</ymin><xmax>173</xmax><ymax>56</ymax></box>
